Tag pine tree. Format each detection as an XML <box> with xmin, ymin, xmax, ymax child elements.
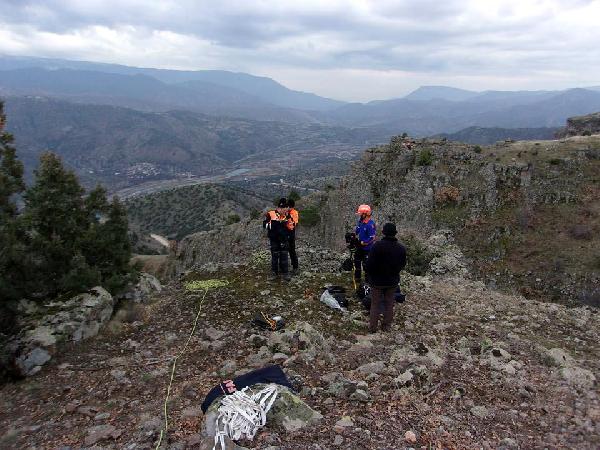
<box><xmin>82</xmin><ymin>195</ymin><xmax>133</xmax><ymax>292</ymax></box>
<box><xmin>0</xmin><ymin>101</ymin><xmax>27</xmax><ymax>303</ymax></box>
<box><xmin>23</xmin><ymin>152</ymin><xmax>87</xmax><ymax>296</ymax></box>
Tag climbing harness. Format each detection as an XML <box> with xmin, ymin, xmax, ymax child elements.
<box><xmin>213</xmin><ymin>384</ymin><xmax>279</xmax><ymax>450</ymax></box>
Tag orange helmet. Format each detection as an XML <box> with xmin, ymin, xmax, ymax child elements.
<box><xmin>356</xmin><ymin>204</ymin><xmax>371</xmax><ymax>215</ymax></box>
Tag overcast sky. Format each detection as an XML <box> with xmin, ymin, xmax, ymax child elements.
<box><xmin>1</xmin><ymin>0</ymin><xmax>599</xmax><ymax>101</ymax></box>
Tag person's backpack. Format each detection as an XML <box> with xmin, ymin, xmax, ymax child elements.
<box><xmin>325</xmin><ymin>285</ymin><xmax>348</xmax><ymax>308</ymax></box>
<box><xmin>340</xmin><ymin>257</ymin><xmax>353</xmax><ymax>272</ymax></box>
<box><xmin>359</xmin><ymin>284</ymin><xmax>405</xmax><ymax>312</ymax></box>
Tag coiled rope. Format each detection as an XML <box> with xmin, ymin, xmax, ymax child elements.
<box><xmin>213</xmin><ymin>384</ymin><xmax>279</xmax><ymax>450</ymax></box>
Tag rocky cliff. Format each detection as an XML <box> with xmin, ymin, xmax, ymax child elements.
<box><xmin>556</xmin><ymin>111</ymin><xmax>600</xmax><ymax>137</ymax></box>
<box><xmin>173</xmin><ymin>134</ymin><xmax>600</xmax><ymax>306</ymax></box>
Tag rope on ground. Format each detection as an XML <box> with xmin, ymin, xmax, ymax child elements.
<box><xmin>154</xmin><ymin>254</ymin><xmax>269</xmax><ymax>449</ymax></box>
<box><xmin>154</xmin><ymin>286</ymin><xmax>209</xmax><ymax>449</ymax></box>
<box><xmin>213</xmin><ymin>384</ymin><xmax>279</xmax><ymax>450</ymax></box>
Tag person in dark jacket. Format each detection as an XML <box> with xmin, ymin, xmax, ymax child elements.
<box><xmin>263</xmin><ymin>198</ymin><xmax>291</xmax><ymax>281</ymax></box>
<box><xmin>365</xmin><ymin>222</ymin><xmax>407</xmax><ymax>332</ymax></box>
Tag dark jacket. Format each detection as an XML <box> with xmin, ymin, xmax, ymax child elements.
<box><xmin>263</xmin><ymin>210</ymin><xmax>289</xmax><ymax>242</ymax></box>
<box><xmin>365</xmin><ymin>236</ymin><xmax>407</xmax><ymax>287</ymax></box>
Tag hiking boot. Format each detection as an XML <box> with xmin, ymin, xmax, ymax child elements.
<box><xmin>291</xmin><ymin>267</ymin><xmax>300</xmax><ymax>276</ymax></box>
<box><xmin>268</xmin><ymin>273</ymin><xmax>279</xmax><ymax>282</ymax></box>
<box><xmin>282</xmin><ymin>272</ymin><xmax>292</xmax><ymax>282</ymax></box>
<box><xmin>381</xmin><ymin>325</ymin><xmax>391</xmax><ymax>332</ymax></box>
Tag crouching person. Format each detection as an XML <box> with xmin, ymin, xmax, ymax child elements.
<box><xmin>365</xmin><ymin>223</ymin><xmax>406</xmax><ymax>333</ymax></box>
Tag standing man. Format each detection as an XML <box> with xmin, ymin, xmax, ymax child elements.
<box><xmin>354</xmin><ymin>204</ymin><xmax>376</xmax><ymax>282</ymax></box>
<box><xmin>365</xmin><ymin>223</ymin><xmax>407</xmax><ymax>333</ymax></box>
<box><xmin>286</xmin><ymin>198</ymin><xmax>300</xmax><ymax>275</ymax></box>
<box><xmin>263</xmin><ymin>198</ymin><xmax>291</xmax><ymax>281</ymax></box>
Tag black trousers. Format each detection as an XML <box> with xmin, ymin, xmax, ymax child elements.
<box><xmin>270</xmin><ymin>239</ymin><xmax>289</xmax><ymax>274</ymax></box>
<box><xmin>288</xmin><ymin>231</ymin><xmax>298</xmax><ymax>269</ymax></box>
<box><xmin>354</xmin><ymin>246</ymin><xmax>369</xmax><ymax>280</ymax></box>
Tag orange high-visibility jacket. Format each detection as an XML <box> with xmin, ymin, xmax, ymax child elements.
<box><xmin>286</xmin><ymin>208</ymin><xmax>299</xmax><ymax>231</ymax></box>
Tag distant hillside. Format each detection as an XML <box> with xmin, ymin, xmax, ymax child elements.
<box><xmin>436</xmin><ymin>126</ymin><xmax>558</xmax><ymax>144</ymax></box>
<box><xmin>0</xmin><ymin>67</ymin><xmax>314</xmax><ymax>123</ymax></box>
<box><xmin>0</xmin><ymin>55</ymin><xmax>345</xmax><ymax>112</ymax></box>
<box><xmin>124</xmin><ymin>183</ymin><xmax>268</xmax><ymax>240</ymax></box>
<box><xmin>321</xmin><ymin>88</ymin><xmax>600</xmax><ymax>135</ymax></box>
<box><xmin>3</xmin><ymin>96</ymin><xmax>384</xmax><ymax>189</ymax></box>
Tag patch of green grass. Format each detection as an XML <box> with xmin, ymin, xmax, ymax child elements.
<box><xmin>431</xmin><ymin>204</ymin><xmax>470</xmax><ymax>228</ymax></box>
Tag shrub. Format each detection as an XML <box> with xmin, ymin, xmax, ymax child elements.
<box><xmin>300</xmin><ymin>206</ymin><xmax>320</xmax><ymax>227</ymax></box>
<box><xmin>400</xmin><ymin>235</ymin><xmax>434</xmax><ymax>276</ymax></box>
<box><xmin>226</xmin><ymin>214</ymin><xmax>241</xmax><ymax>225</ymax></box>
<box><xmin>417</xmin><ymin>149</ymin><xmax>433</xmax><ymax>166</ymax></box>
<box><xmin>435</xmin><ymin>186</ymin><xmax>460</xmax><ymax>204</ymax></box>
<box><xmin>288</xmin><ymin>190</ymin><xmax>301</xmax><ymax>202</ymax></box>
<box><xmin>549</xmin><ymin>158</ymin><xmax>561</xmax><ymax>165</ymax></box>
<box><xmin>582</xmin><ymin>130</ymin><xmax>592</xmax><ymax>136</ymax></box>
<box><xmin>473</xmin><ymin>145</ymin><xmax>482</xmax><ymax>153</ymax></box>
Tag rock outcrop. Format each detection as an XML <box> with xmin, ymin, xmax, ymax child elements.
<box><xmin>5</xmin><ymin>273</ymin><xmax>162</xmax><ymax>377</ymax></box>
<box><xmin>556</xmin><ymin>112</ymin><xmax>600</xmax><ymax>137</ymax></box>
<box><xmin>8</xmin><ymin>287</ymin><xmax>114</xmax><ymax>376</ymax></box>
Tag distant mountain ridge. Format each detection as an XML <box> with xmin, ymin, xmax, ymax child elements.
<box><xmin>0</xmin><ymin>55</ymin><xmax>344</xmax><ymax>111</ymax></box>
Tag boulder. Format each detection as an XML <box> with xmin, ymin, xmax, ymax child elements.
<box><xmin>118</xmin><ymin>272</ymin><xmax>162</xmax><ymax>304</ymax></box>
<box><xmin>9</xmin><ymin>287</ymin><xmax>114</xmax><ymax>377</ymax></box>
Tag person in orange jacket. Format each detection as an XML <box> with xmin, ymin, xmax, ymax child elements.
<box><xmin>263</xmin><ymin>198</ymin><xmax>291</xmax><ymax>281</ymax></box>
<box><xmin>286</xmin><ymin>198</ymin><xmax>300</xmax><ymax>275</ymax></box>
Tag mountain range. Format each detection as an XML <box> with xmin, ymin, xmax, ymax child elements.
<box><xmin>2</xmin><ymin>55</ymin><xmax>600</xmax><ymax>191</ymax></box>
<box><xmin>2</xmin><ymin>56</ymin><xmax>600</xmax><ymax>136</ymax></box>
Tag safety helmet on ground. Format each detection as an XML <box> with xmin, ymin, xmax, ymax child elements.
<box><xmin>356</xmin><ymin>204</ymin><xmax>371</xmax><ymax>215</ymax></box>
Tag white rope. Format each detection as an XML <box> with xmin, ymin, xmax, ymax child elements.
<box><xmin>213</xmin><ymin>384</ymin><xmax>279</xmax><ymax>450</ymax></box>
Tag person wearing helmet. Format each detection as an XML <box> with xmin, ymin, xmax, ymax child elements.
<box><xmin>354</xmin><ymin>204</ymin><xmax>376</xmax><ymax>282</ymax></box>
<box><xmin>263</xmin><ymin>198</ymin><xmax>291</xmax><ymax>281</ymax></box>
<box><xmin>285</xmin><ymin>198</ymin><xmax>300</xmax><ymax>275</ymax></box>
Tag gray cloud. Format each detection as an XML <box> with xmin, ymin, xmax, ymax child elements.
<box><xmin>0</xmin><ymin>0</ymin><xmax>599</xmax><ymax>100</ymax></box>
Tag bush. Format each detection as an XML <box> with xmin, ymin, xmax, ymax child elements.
<box><xmin>226</xmin><ymin>214</ymin><xmax>241</xmax><ymax>225</ymax></box>
<box><xmin>549</xmin><ymin>158</ymin><xmax>561</xmax><ymax>165</ymax></box>
<box><xmin>400</xmin><ymin>235</ymin><xmax>434</xmax><ymax>276</ymax></box>
<box><xmin>582</xmin><ymin>130</ymin><xmax>592</xmax><ymax>136</ymax></box>
<box><xmin>417</xmin><ymin>149</ymin><xmax>433</xmax><ymax>166</ymax></box>
<box><xmin>473</xmin><ymin>145</ymin><xmax>482</xmax><ymax>153</ymax></box>
<box><xmin>435</xmin><ymin>186</ymin><xmax>460</xmax><ymax>204</ymax></box>
<box><xmin>288</xmin><ymin>190</ymin><xmax>301</xmax><ymax>202</ymax></box>
<box><xmin>300</xmin><ymin>206</ymin><xmax>320</xmax><ymax>227</ymax></box>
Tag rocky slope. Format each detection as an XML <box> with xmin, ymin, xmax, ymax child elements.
<box><xmin>172</xmin><ymin>133</ymin><xmax>600</xmax><ymax>306</ymax></box>
<box><xmin>1</xmin><ymin>240</ymin><xmax>598</xmax><ymax>449</ymax></box>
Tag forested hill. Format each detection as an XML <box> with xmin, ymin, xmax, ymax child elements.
<box><xmin>125</xmin><ymin>183</ymin><xmax>268</xmax><ymax>240</ymax></box>
<box><xmin>3</xmin><ymin>96</ymin><xmax>386</xmax><ymax>188</ymax></box>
